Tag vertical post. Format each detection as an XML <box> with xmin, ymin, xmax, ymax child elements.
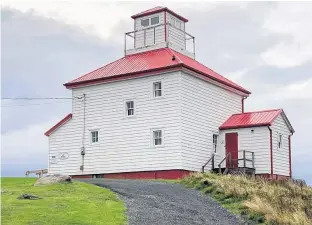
<box><xmin>144</xmin><ymin>29</ymin><xmax>146</xmax><ymax>47</ymax></box>
<box><xmin>252</xmin><ymin>152</ymin><xmax>255</xmax><ymax>169</ymax></box>
<box><xmin>164</xmin><ymin>11</ymin><xmax>167</xmax><ymax>43</ymax></box>
<box><xmin>154</xmin><ymin>26</ymin><xmax>156</xmax><ymax>44</ymax></box>
<box><xmin>124</xmin><ymin>34</ymin><xmax>126</xmax><ymax>56</ymax></box>
<box><xmin>243</xmin><ymin>150</ymin><xmax>246</xmax><ymax>167</ymax></box>
<box><xmin>193</xmin><ymin>37</ymin><xmax>196</xmax><ymax>59</ymax></box>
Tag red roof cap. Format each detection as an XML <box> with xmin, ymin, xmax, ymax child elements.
<box><xmin>220</xmin><ymin>109</ymin><xmax>283</xmax><ymax>130</ymax></box>
<box><xmin>64</xmin><ymin>48</ymin><xmax>250</xmax><ymax>94</ymax></box>
<box><xmin>131</xmin><ymin>6</ymin><xmax>188</xmax><ymax>22</ymax></box>
<box><xmin>45</xmin><ymin>113</ymin><xmax>72</xmax><ymax>136</ymax></box>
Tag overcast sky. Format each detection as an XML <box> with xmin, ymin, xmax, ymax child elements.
<box><xmin>1</xmin><ymin>1</ymin><xmax>312</xmax><ymax>184</ymax></box>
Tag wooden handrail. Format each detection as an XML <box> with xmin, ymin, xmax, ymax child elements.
<box><xmin>218</xmin><ymin>152</ymin><xmax>231</xmax><ymax>174</ymax></box>
<box><xmin>201</xmin><ymin>154</ymin><xmax>215</xmax><ymax>173</ymax></box>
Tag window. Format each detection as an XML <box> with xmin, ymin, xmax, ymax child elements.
<box><xmin>175</xmin><ymin>20</ymin><xmax>181</xmax><ymax>29</ymax></box>
<box><xmin>91</xmin><ymin>131</ymin><xmax>99</xmax><ymax>143</ymax></box>
<box><xmin>213</xmin><ymin>134</ymin><xmax>218</xmax><ymax>153</ymax></box>
<box><xmin>151</xmin><ymin>16</ymin><xmax>159</xmax><ymax>25</ymax></box>
<box><xmin>126</xmin><ymin>101</ymin><xmax>134</xmax><ymax>116</ymax></box>
<box><xmin>153</xmin><ymin>130</ymin><xmax>163</xmax><ymax>146</ymax></box>
<box><xmin>278</xmin><ymin>134</ymin><xmax>282</xmax><ymax>148</ymax></box>
<box><xmin>141</xmin><ymin>19</ymin><xmax>149</xmax><ymax>27</ymax></box>
<box><xmin>153</xmin><ymin>82</ymin><xmax>162</xmax><ymax>97</ymax></box>
<box><xmin>170</xmin><ymin>16</ymin><xmax>175</xmax><ymax>26</ymax></box>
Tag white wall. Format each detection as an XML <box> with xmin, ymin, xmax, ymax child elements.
<box><xmin>219</xmin><ymin>127</ymin><xmax>271</xmax><ymax>174</ymax></box>
<box><xmin>49</xmin><ymin>72</ymin><xmax>182</xmax><ymax>175</ymax></box>
<box><xmin>180</xmin><ymin>71</ymin><xmax>243</xmax><ymax>172</ymax></box>
<box><xmin>166</xmin><ymin>12</ymin><xmax>185</xmax><ymax>51</ymax></box>
<box><xmin>271</xmin><ymin>114</ymin><xmax>291</xmax><ymax>176</ymax></box>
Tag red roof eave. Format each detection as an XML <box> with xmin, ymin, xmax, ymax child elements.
<box><xmin>219</xmin><ymin>122</ymin><xmax>272</xmax><ymax>130</ymax></box>
<box><xmin>64</xmin><ymin>64</ymin><xmax>250</xmax><ymax>95</ymax></box>
<box><xmin>131</xmin><ymin>7</ymin><xmax>188</xmax><ymax>22</ymax></box>
<box><xmin>64</xmin><ymin>64</ymin><xmax>184</xmax><ymax>89</ymax></box>
<box><xmin>182</xmin><ymin>64</ymin><xmax>251</xmax><ymax>95</ymax></box>
<box><xmin>44</xmin><ymin>113</ymin><xmax>72</xmax><ymax>136</ymax></box>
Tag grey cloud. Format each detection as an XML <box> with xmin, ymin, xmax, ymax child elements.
<box><xmin>1</xmin><ymin>8</ymin><xmax>121</xmax><ymax>133</ymax></box>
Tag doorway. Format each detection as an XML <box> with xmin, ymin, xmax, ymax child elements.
<box><xmin>225</xmin><ymin>133</ymin><xmax>238</xmax><ymax>168</ymax></box>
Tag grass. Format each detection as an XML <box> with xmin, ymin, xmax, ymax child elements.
<box><xmin>181</xmin><ymin>173</ymin><xmax>312</xmax><ymax>225</ymax></box>
<box><xmin>1</xmin><ymin>178</ymin><xmax>127</xmax><ymax>225</ymax></box>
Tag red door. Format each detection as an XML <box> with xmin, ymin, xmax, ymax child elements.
<box><xmin>225</xmin><ymin>133</ymin><xmax>238</xmax><ymax>168</ymax></box>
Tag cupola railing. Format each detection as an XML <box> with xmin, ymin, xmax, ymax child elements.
<box><xmin>125</xmin><ymin>23</ymin><xmax>195</xmax><ymax>58</ymax></box>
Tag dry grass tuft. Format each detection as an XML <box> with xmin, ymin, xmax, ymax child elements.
<box><xmin>182</xmin><ymin>173</ymin><xmax>312</xmax><ymax>225</ymax></box>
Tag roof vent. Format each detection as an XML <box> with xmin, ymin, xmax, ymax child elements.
<box><xmin>172</xmin><ymin>55</ymin><xmax>176</xmax><ymax>61</ymax></box>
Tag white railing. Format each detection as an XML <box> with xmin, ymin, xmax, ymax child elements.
<box><xmin>124</xmin><ymin>23</ymin><xmax>195</xmax><ymax>58</ymax></box>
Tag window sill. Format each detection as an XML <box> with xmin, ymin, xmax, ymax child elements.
<box><xmin>152</xmin><ymin>145</ymin><xmax>165</xmax><ymax>148</ymax></box>
<box><xmin>90</xmin><ymin>143</ymin><xmax>100</xmax><ymax>146</ymax></box>
<box><xmin>152</xmin><ymin>96</ymin><xmax>165</xmax><ymax>100</ymax></box>
<box><xmin>123</xmin><ymin>115</ymin><xmax>136</xmax><ymax>119</ymax></box>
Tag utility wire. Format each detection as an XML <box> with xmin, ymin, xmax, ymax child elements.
<box><xmin>2</xmin><ymin>97</ymin><xmax>74</xmax><ymax>100</ymax></box>
<box><xmin>1</xmin><ymin>101</ymin><xmax>69</xmax><ymax>108</ymax></box>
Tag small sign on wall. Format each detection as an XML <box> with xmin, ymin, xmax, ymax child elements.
<box><xmin>50</xmin><ymin>152</ymin><xmax>70</xmax><ymax>164</ymax></box>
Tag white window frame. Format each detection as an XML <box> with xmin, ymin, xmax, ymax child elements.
<box><xmin>151</xmin><ymin>16</ymin><xmax>159</xmax><ymax>25</ymax></box>
<box><xmin>141</xmin><ymin>18</ymin><xmax>149</xmax><ymax>27</ymax></box>
<box><xmin>151</xmin><ymin>128</ymin><xmax>164</xmax><ymax>147</ymax></box>
<box><xmin>278</xmin><ymin>134</ymin><xmax>283</xmax><ymax>149</ymax></box>
<box><xmin>141</xmin><ymin>15</ymin><xmax>160</xmax><ymax>28</ymax></box>
<box><xmin>90</xmin><ymin>130</ymin><xmax>99</xmax><ymax>144</ymax></box>
<box><xmin>153</xmin><ymin>81</ymin><xmax>162</xmax><ymax>98</ymax></box>
<box><xmin>124</xmin><ymin>100</ymin><xmax>136</xmax><ymax>118</ymax></box>
<box><xmin>213</xmin><ymin>134</ymin><xmax>219</xmax><ymax>153</ymax></box>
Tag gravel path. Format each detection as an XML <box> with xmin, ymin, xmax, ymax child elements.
<box><xmin>81</xmin><ymin>179</ymin><xmax>243</xmax><ymax>225</ymax></box>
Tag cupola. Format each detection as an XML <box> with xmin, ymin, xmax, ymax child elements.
<box><xmin>125</xmin><ymin>6</ymin><xmax>195</xmax><ymax>58</ymax></box>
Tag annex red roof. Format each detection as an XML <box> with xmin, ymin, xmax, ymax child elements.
<box><xmin>220</xmin><ymin>109</ymin><xmax>288</xmax><ymax>130</ymax></box>
<box><xmin>131</xmin><ymin>6</ymin><xmax>188</xmax><ymax>22</ymax></box>
<box><xmin>65</xmin><ymin>48</ymin><xmax>250</xmax><ymax>94</ymax></box>
<box><xmin>45</xmin><ymin>113</ymin><xmax>72</xmax><ymax>136</ymax></box>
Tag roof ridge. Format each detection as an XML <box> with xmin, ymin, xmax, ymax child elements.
<box><xmin>166</xmin><ymin>48</ymin><xmax>183</xmax><ymax>63</ymax></box>
<box><xmin>231</xmin><ymin>108</ymin><xmax>282</xmax><ymax>116</ymax></box>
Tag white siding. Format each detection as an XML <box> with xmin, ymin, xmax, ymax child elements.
<box><xmin>166</xmin><ymin>12</ymin><xmax>185</xmax><ymax>51</ymax></box>
<box><xmin>49</xmin><ymin>72</ymin><xmax>182</xmax><ymax>175</ymax></box>
<box><xmin>134</xmin><ymin>12</ymin><xmax>165</xmax><ymax>48</ymax></box>
<box><xmin>271</xmin><ymin>114</ymin><xmax>291</xmax><ymax>176</ymax></box>
<box><xmin>219</xmin><ymin>127</ymin><xmax>271</xmax><ymax>174</ymax></box>
<box><xmin>180</xmin><ymin>71</ymin><xmax>243</xmax><ymax>172</ymax></box>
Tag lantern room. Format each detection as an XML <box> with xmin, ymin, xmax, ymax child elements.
<box><xmin>125</xmin><ymin>6</ymin><xmax>195</xmax><ymax>58</ymax></box>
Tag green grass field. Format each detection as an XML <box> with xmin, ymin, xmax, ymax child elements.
<box><xmin>1</xmin><ymin>178</ymin><xmax>127</xmax><ymax>225</ymax></box>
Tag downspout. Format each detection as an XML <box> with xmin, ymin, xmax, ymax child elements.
<box><xmin>288</xmin><ymin>132</ymin><xmax>294</xmax><ymax>178</ymax></box>
<box><xmin>268</xmin><ymin>126</ymin><xmax>273</xmax><ymax>178</ymax></box>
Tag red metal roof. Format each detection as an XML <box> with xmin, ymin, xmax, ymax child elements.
<box><xmin>44</xmin><ymin>113</ymin><xmax>72</xmax><ymax>136</ymax></box>
<box><xmin>131</xmin><ymin>6</ymin><xmax>188</xmax><ymax>22</ymax></box>
<box><xmin>220</xmin><ymin>109</ymin><xmax>283</xmax><ymax>130</ymax></box>
<box><xmin>65</xmin><ymin>48</ymin><xmax>250</xmax><ymax>94</ymax></box>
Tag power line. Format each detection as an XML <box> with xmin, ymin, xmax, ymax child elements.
<box><xmin>2</xmin><ymin>97</ymin><xmax>73</xmax><ymax>100</ymax></box>
<box><xmin>1</xmin><ymin>101</ymin><xmax>70</xmax><ymax>108</ymax></box>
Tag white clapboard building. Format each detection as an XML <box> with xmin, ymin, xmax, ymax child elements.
<box><xmin>45</xmin><ymin>7</ymin><xmax>294</xmax><ymax>179</ymax></box>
